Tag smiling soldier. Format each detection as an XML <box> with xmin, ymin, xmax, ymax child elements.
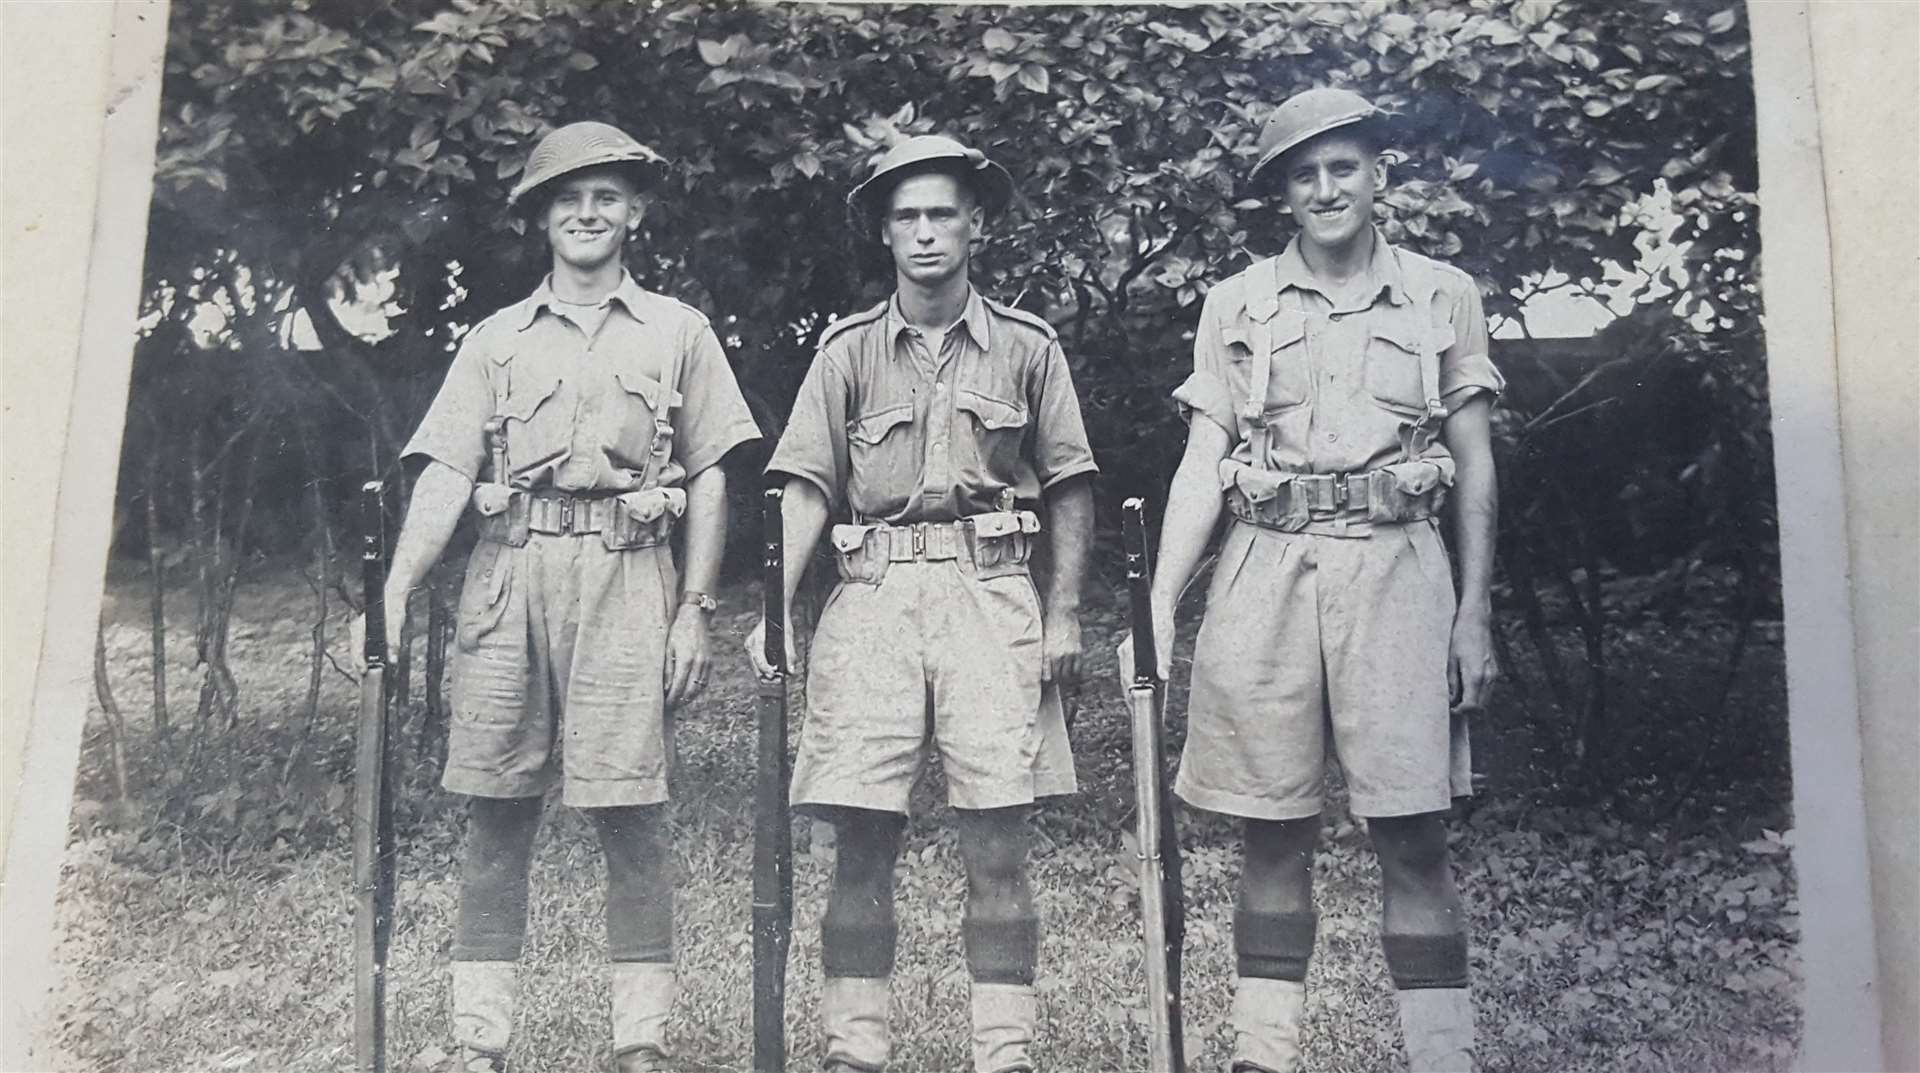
<box><xmin>1132</xmin><ymin>88</ymin><xmax>1502</xmax><ymax>1073</ymax></box>
<box><xmin>362</xmin><ymin>121</ymin><xmax>759</xmax><ymax>1073</ymax></box>
<box><xmin>748</xmin><ymin>135</ymin><xmax>1097</xmax><ymax>1073</ymax></box>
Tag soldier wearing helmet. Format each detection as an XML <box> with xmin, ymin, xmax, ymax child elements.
<box><xmin>362</xmin><ymin>120</ymin><xmax>759</xmax><ymax>1073</ymax></box>
<box><xmin>748</xmin><ymin>134</ymin><xmax>1097</xmax><ymax>1073</ymax></box>
<box><xmin>1130</xmin><ymin>87</ymin><xmax>1502</xmax><ymax>1072</ymax></box>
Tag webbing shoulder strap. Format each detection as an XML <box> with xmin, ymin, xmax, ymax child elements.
<box><xmin>634</xmin><ymin>321</ymin><xmax>686</xmax><ymax>494</ymax></box>
<box><xmin>1243</xmin><ymin>258</ymin><xmax>1283</xmax><ymax>473</ymax></box>
<box><xmin>1396</xmin><ymin>252</ymin><xmax>1448</xmax><ymax>462</ymax></box>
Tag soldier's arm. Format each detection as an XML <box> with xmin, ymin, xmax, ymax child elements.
<box><xmin>678</xmin><ymin>464</ymin><xmax>728</xmax><ymax>603</ymax></box>
<box><xmin>1142</xmin><ymin>283</ymin><xmax>1241</xmax><ymax>674</ymax></box>
<box><xmin>1042</xmin><ymin>476</ymin><xmax>1092</xmax><ymax>614</ymax></box>
<box><xmin>1041</xmin><ymin>475</ymin><xmax>1093</xmax><ymax>683</ymax></box>
<box><xmin>381</xmin><ymin>460</ymin><xmax>473</xmax><ymax>634</ymax></box>
<box><xmin>778</xmin><ymin>477</ymin><xmax>830</xmax><ymax>607</ymax></box>
<box><xmin>1444</xmin><ymin>395</ymin><xmax>1496</xmax><ymax>617</ymax></box>
<box><xmin>1443</xmin><ymin>394</ymin><xmax>1498</xmax><ymax>708</ymax></box>
<box><xmin>1148</xmin><ymin>417</ymin><xmax>1233</xmax><ymax>644</ymax></box>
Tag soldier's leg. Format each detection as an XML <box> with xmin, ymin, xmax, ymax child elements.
<box><xmin>953</xmin><ymin>806</ymin><xmax>1037</xmax><ymax>1073</ymax></box>
<box><xmin>559</xmin><ymin>542</ymin><xmax>679</xmax><ymax>1069</ymax></box>
<box><xmin>589</xmin><ymin>804</ymin><xmax>676</xmax><ymax>1070</ymax></box>
<box><xmin>451</xmin><ymin>794</ymin><xmax>545</xmax><ymax>1070</ymax></box>
<box><xmin>1174</xmin><ymin>526</ymin><xmax>1327</xmax><ymax>1073</ymax></box>
<box><xmin>1231</xmin><ymin>816</ymin><xmax>1320</xmax><ymax>1073</ymax></box>
<box><xmin>1322</xmin><ymin>524</ymin><xmax>1474</xmax><ymax>1072</ymax></box>
<box><xmin>1370</xmin><ymin>812</ymin><xmax>1472</xmax><ymax>1073</ymax></box>
<box><xmin>821</xmin><ymin>806</ymin><xmax>907</xmax><ymax>1072</ymax></box>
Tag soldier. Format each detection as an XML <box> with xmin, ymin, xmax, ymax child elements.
<box><xmin>747</xmin><ymin>135</ymin><xmax>1097</xmax><ymax>1073</ymax></box>
<box><xmin>360</xmin><ymin>121</ymin><xmax>760</xmax><ymax>1073</ymax></box>
<box><xmin>1132</xmin><ymin>88</ymin><xmax>1501</xmax><ymax>1072</ymax></box>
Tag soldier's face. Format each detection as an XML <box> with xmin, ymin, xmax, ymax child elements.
<box><xmin>881</xmin><ymin>173</ymin><xmax>983</xmax><ymax>287</ymax></box>
<box><xmin>1276</xmin><ymin>132</ymin><xmax>1384</xmax><ymax>252</ymax></box>
<box><xmin>543</xmin><ymin>167</ymin><xmax>643</xmax><ymax>271</ymax></box>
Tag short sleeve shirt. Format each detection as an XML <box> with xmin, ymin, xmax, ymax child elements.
<box><xmin>768</xmin><ymin>288</ymin><xmax>1097</xmax><ymax>523</ymax></box>
<box><xmin>1173</xmin><ymin>229</ymin><xmax>1503</xmax><ymax>475</ymax></box>
<box><xmin>404</xmin><ymin>273</ymin><xmax>760</xmax><ymax>492</ymax></box>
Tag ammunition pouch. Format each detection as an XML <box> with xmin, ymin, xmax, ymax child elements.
<box><xmin>829</xmin><ymin>510</ymin><xmax>1042</xmax><ymax>585</ymax></box>
<box><xmin>473</xmin><ymin>487</ymin><xmax>680</xmax><ymax>550</ymax></box>
<box><xmin>1222</xmin><ymin>459</ymin><xmax>1452</xmax><ymax>533</ymax></box>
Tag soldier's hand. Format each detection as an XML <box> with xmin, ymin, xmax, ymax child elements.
<box><xmin>1114</xmin><ymin>614</ymin><xmax>1174</xmax><ymax>689</ymax></box>
<box><xmin>744</xmin><ymin>617</ymin><xmax>798</xmax><ymax>681</ymax></box>
<box><xmin>1041</xmin><ymin>608</ymin><xmax>1084</xmax><ymax>686</ymax></box>
<box><xmin>665</xmin><ymin>605</ymin><xmax>712</xmax><ymax>706</ymax></box>
<box><xmin>1448</xmin><ymin>614</ymin><xmax>1498</xmax><ymax>714</ymax></box>
<box><xmin>347</xmin><ymin>607</ymin><xmax>405</xmax><ymax>677</ymax></box>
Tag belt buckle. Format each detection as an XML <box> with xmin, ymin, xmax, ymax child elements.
<box><xmin>558</xmin><ymin>496</ymin><xmax>575</xmax><ymax>533</ymax></box>
<box><xmin>1331</xmin><ymin>475</ymin><xmax>1350</xmax><ymax>513</ymax></box>
<box><xmin>911</xmin><ymin>523</ymin><xmax>927</xmax><ymax>559</ymax></box>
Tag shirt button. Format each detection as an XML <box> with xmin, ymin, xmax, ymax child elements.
<box><xmin>1327</xmin><ymin>432</ymin><xmax>1340</xmax><ymax>442</ymax></box>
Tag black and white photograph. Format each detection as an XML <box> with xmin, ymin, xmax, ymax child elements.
<box><xmin>1</xmin><ymin>3</ymin><xmax>1911</xmax><ymax>1073</ymax></box>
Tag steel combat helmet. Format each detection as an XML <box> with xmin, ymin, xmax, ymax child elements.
<box><xmin>1247</xmin><ymin>87</ymin><xmax>1383</xmax><ymax>187</ymax></box>
<box><xmin>507</xmin><ymin>121</ymin><xmax>667</xmax><ymax>209</ymax></box>
<box><xmin>847</xmin><ymin>134</ymin><xmax>1014</xmax><ymax>224</ymax></box>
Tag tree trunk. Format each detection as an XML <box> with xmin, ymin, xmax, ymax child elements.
<box><xmin>282</xmin><ymin>474</ymin><xmax>332</xmax><ymax>787</ymax></box>
<box><xmin>92</xmin><ymin>618</ymin><xmax>132</xmax><ymax>805</ymax></box>
<box><xmin>145</xmin><ymin>441</ymin><xmax>169</xmax><ymax>738</ymax></box>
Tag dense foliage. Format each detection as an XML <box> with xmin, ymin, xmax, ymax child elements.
<box><xmin>113</xmin><ymin>0</ymin><xmax>1773</xmax><ymax>794</ymax></box>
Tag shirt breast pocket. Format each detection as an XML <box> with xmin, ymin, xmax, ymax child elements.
<box><xmin>1364</xmin><ymin>318</ymin><xmax>1448</xmax><ymax>416</ymax></box>
<box><xmin>1225</xmin><ymin>311</ymin><xmax>1310</xmax><ymax>420</ymax></box>
<box><xmin>955</xmin><ymin>388</ymin><xmax>1028</xmax><ymax>475</ymax></box>
<box><xmin>846</xmin><ymin>402</ymin><xmax>917</xmax><ymax>508</ymax></box>
<box><xmin>498</xmin><ymin>364</ymin><xmax>566</xmax><ymax>475</ymax></box>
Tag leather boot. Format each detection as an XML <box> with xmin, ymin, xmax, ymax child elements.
<box><xmin>611</xmin><ymin>962</ymin><xmax>677</xmax><ymax>1073</ymax></box>
<box><xmin>971</xmin><ymin>982</ymin><xmax>1036</xmax><ymax>1073</ymax></box>
<box><xmin>821</xmin><ymin>976</ymin><xmax>890</xmax><ymax>1071</ymax></box>
<box><xmin>451</xmin><ymin>960</ymin><xmax>517</xmax><ymax>1073</ymax></box>
<box><xmin>1397</xmin><ymin>987</ymin><xmax>1473</xmax><ymax>1073</ymax></box>
<box><xmin>1230</xmin><ymin>976</ymin><xmax>1306</xmax><ymax>1073</ymax></box>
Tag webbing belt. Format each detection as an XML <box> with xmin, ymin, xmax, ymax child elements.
<box><xmin>523</xmin><ymin>492</ymin><xmax>623</xmax><ymax>535</ymax></box>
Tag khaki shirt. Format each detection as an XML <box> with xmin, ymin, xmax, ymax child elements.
<box><xmin>1174</xmin><ymin>229</ymin><xmax>1503</xmax><ymax>476</ymax></box>
<box><xmin>769</xmin><ymin>288</ymin><xmax>1097</xmax><ymax>523</ymax></box>
<box><xmin>405</xmin><ymin>273</ymin><xmax>760</xmax><ymax>492</ymax></box>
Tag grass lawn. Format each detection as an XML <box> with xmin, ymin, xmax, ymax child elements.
<box><xmin>45</xmin><ymin>558</ymin><xmax>1800</xmax><ymax>1072</ymax></box>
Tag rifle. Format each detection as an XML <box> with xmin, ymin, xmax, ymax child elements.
<box><xmin>353</xmin><ymin>480</ymin><xmax>398</xmax><ymax>1072</ymax></box>
<box><xmin>751</xmin><ymin>485</ymin><xmax>794</xmax><ymax>1073</ymax></box>
<box><xmin>1123</xmin><ymin>497</ymin><xmax>1186</xmax><ymax>1073</ymax></box>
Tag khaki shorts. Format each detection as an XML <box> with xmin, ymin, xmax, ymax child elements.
<box><xmin>792</xmin><ymin>558</ymin><xmax>1077</xmax><ymax>814</ymax></box>
<box><xmin>444</xmin><ymin>534</ymin><xmax>676</xmax><ymax>808</ymax></box>
<box><xmin>1174</xmin><ymin>517</ymin><xmax>1471</xmax><ymax>820</ymax></box>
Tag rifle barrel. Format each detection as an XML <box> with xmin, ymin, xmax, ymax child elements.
<box><xmin>1122</xmin><ymin>497</ymin><xmax>1185</xmax><ymax>1072</ymax></box>
<box><xmin>353</xmin><ymin>480</ymin><xmax>392</xmax><ymax>1073</ymax></box>
<box><xmin>752</xmin><ymin>486</ymin><xmax>792</xmax><ymax>1072</ymax></box>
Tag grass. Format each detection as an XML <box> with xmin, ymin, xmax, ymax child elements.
<box><xmin>45</xmin><ymin>557</ymin><xmax>1800</xmax><ymax>1072</ymax></box>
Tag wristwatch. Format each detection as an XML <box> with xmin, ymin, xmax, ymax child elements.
<box><xmin>680</xmin><ymin>590</ymin><xmax>718</xmax><ymax>614</ymax></box>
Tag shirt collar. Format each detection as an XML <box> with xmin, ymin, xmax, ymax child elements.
<box><xmin>885</xmin><ymin>286</ymin><xmax>992</xmax><ymax>355</ymax></box>
<box><xmin>514</xmin><ymin>271</ymin><xmax>651</xmax><ymax>331</ymax></box>
<box><xmin>1272</xmin><ymin>227</ymin><xmax>1408</xmax><ymax>309</ymax></box>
